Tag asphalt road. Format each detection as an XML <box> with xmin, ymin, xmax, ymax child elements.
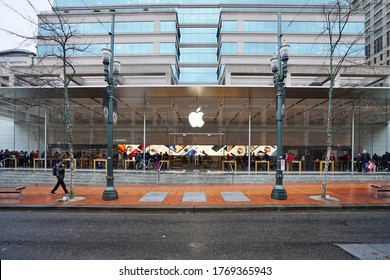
<box><xmin>1</xmin><ymin>210</ymin><xmax>389</xmax><ymax>260</ymax></box>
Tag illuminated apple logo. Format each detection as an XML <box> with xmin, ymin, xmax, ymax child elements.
<box><xmin>188</xmin><ymin>107</ymin><xmax>205</xmax><ymax>128</ymax></box>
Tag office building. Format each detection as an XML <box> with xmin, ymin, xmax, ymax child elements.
<box><xmin>359</xmin><ymin>0</ymin><xmax>390</xmax><ymax>66</ymax></box>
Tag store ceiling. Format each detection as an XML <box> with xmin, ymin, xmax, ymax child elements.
<box><xmin>0</xmin><ymin>85</ymin><xmax>389</xmax><ymax>127</ymax></box>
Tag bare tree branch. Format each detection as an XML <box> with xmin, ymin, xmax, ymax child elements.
<box><xmin>0</xmin><ymin>0</ymin><xmax>90</xmax><ymax>198</ymax></box>
<box><xmin>319</xmin><ymin>0</ymin><xmax>372</xmax><ymax>199</ymax></box>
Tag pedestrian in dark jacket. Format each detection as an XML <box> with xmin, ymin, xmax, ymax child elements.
<box><xmin>50</xmin><ymin>160</ymin><xmax>69</xmax><ymax>195</ymax></box>
<box><xmin>382</xmin><ymin>152</ymin><xmax>389</xmax><ymax>171</ymax></box>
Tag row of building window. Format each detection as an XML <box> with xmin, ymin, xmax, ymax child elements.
<box><xmin>53</xmin><ymin>0</ymin><xmax>328</xmax><ymax>8</ymax></box>
<box><xmin>366</xmin><ymin>31</ymin><xmax>390</xmax><ymax>59</ymax></box>
<box><xmin>38</xmin><ymin>20</ymin><xmax>363</xmax><ymax>38</ymax></box>
<box><xmin>221</xmin><ymin>43</ymin><xmax>365</xmax><ymax>56</ymax></box>
<box><xmin>38</xmin><ymin>21</ymin><xmax>176</xmax><ymax>35</ymax></box>
<box><xmin>177</xmin><ymin>8</ymin><xmax>220</xmax><ymax>24</ymax></box>
<box><xmin>181</xmin><ymin>28</ymin><xmax>218</xmax><ymax>44</ymax></box>
<box><xmin>37</xmin><ymin>42</ymin><xmax>365</xmax><ymax>58</ymax></box>
<box><xmin>369</xmin><ymin>31</ymin><xmax>390</xmax><ymax>57</ymax></box>
<box><xmin>374</xmin><ymin>37</ymin><xmax>383</xmax><ymax>54</ymax></box>
<box><xmin>233</xmin><ymin>21</ymin><xmax>363</xmax><ymax>34</ymax></box>
<box><xmin>374</xmin><ymin>1</ymin><xmax>384</xmax><ymax>12</ymax></box>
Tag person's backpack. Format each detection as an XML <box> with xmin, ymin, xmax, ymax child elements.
<box><xmin>52</xmin><ymin>164</ymin><xmax>57</xmax><ymax>176</ymax></box>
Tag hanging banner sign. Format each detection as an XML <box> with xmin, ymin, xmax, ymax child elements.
<box><xmin>103</xmin><ymin>91</ymin><xmax>117</xmax><ymax>124</ymax></box>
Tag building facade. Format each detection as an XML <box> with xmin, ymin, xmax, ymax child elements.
<box><xmin>362</xmin><ymin>0</ymin><xmax>390</xmax><ymax>67</ymax></box>
<box><xmin>39</xmin><ymin>0</ymin><xmax>368</xmax><ymax>85</ymax></box>
<box><xmin>0</xmin><ymin>0</ymin><xmax>389</xmax><ymax>170</ymax></box>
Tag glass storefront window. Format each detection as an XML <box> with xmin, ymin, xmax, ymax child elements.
<box><xmin>1</xmin><ymin>87</ymin><xmax>387</xmax><ymax>172</ymax></box>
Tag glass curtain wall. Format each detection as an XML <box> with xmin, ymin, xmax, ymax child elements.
<box><xmin>3</xmin><ymin>91</ymin><xmax>388</xmax><ymax>171</ymax></box>
<box><xmin>1</xmin><ymin>91</ymin><xmax>389</xmax><ymax>171</ymax></box>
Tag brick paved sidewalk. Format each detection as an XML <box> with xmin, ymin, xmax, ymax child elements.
<box><xmin>1</xmin><ymin>181</ymin><xmax>390</xmax><ymax>210</ymax></box>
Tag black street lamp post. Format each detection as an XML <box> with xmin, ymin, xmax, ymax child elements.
<box><xmin>270</xmin><ymin>11</ymin><xmax>290</xmax><ymax>200</ymax></box>
<box><xmin>101</xmin><ymin>14</ymin><xmax>120</xmax><ymax>201</ymax></box>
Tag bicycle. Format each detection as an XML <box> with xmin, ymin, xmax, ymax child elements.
<box><xmin>135</xmin><ymin>158</ymin><xmax>156</xmax><ymax>171</ymax></box>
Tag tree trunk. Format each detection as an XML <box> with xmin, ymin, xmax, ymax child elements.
<box><xmin>321</xmin><ymin>77</ymin><xmax>334</xmax><ymax>199</ymax></box>
<box><xmin>63</xmin><ymin>61</ymin><xmax>75</xmax><ymax>199</ymax></box>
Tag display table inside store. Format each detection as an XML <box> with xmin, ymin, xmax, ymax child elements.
<box><xmin>93</xmin><ymin>159</ymin><xmax>107</xmax><ymax>170</ymax></box>
<box><xmin>64</xmin><ymin>159</ymin><xmax>77</xmax><ymax>169</ymax></box>
<box><xmin>79</xmin><ymin>158</ymin><xmax>91</xmax><ymax>169</ymax></box>
<box><xmin>125</xmin><ymin>159</ymin><xmax>135</xmax><ymax>170</ymax></box>
<box><xmin>33</xmin><ymin>158</ymin><xmax>44</xmax><ymax>169</ymax></box>
<box><xmin>320</xmin><ymin>160</ymin><xmax>334</xmax><ymax>172</ymax></box>
<box><xmin>255</xmin><ymin>161</ymin><xmax>269</xmax><ymax>172</ymax></box>
<box><xmin>292</xmin><ymin>161</ymin><xmax>301</xmax><ymax>172</ymax></box>
<box><xmin>222</xmin><ymin>160</ymin><xmax>236</xmax><ymax>172</ymax></box>
<box><xmin>159</xmin><ymin>160</ymin><xmax>170</xmax><ymax>170</ymax></box>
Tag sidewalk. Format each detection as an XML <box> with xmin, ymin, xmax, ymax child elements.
<box><xmin>1</xmin><ymin>181</ymin><xmax>390</xmax><ymax>211</ymax></box>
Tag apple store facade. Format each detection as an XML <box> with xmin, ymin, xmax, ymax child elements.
<box><xmin>1</xmin><ymin>0</ymin><xmax>390</xmax><ymax>171</ymax></box>
<box><xmin>1</xmin><ymin>83</ymin><xmax>389</xmax><ymax>172</ymax></box>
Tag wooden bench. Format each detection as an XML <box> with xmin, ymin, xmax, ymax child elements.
<box><xmin>371</xmin><ymin>185</ymin><xmax>390</xmax><ymax>198</ymax></box>
<box><xmin>0</xmin><ymin>186</ymin><xmax>26</xmax><ymax>198</ymax></box>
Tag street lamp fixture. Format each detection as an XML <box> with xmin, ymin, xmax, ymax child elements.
<box><xmin>280</xmin><ymin>42</ymin><xmax>290</xmax><ymax>61</ymax></box>
<box><xmin>101</xmin><ymin>15</ymin><xmax>119</xmax><ymax>201</ymax></box>
<box><xmin>101</xmin><ymin>47</ymin><xmax>111</xmax><ymax>63</ymax></box>
<box><xmin>113</xmin><ymin>60</ymin><xmax>121</xmax><ymax>74</ymax></box>
<box><xmin>270</xmin><ymin>34</ymin><xmax>290</xmax><ymax>200</ymax></box>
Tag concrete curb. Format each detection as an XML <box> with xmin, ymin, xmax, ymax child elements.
<box><xmin>1</xmin><ymin>204</ymin><xmax>390</xmax><ymax>212</ymax></box>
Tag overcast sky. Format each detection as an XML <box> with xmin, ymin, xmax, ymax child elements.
<box><xmin>0</xmin><ymin>0</ymin><xmax>52</xmax><ymax>52</ymax></box>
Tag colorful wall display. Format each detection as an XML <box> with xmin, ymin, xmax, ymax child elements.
<box><xmin>118</xmin><ymin>144</ymin><xmax>276</xmax><ymax>157</ymax></box>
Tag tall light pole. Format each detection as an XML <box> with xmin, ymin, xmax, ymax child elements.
<box><xmin>270</xmin><ymin>11</ymin><xmax>290</xmax><ymax>200</ymax></box>
<box><xmin>101</xmin><ymin>14</ymin><xmax>120</xmax><ymax>201</ymax></box>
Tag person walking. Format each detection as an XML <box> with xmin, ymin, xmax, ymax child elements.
<box><xmin>382</xmin><ymin>152</ymin><xmax>389</xmax><ymax>171</ymax></box>
<box><xmin>361</xmin><ymin>149</ymin><xmax>371</xmax><ymax>174</ymax></box>
<box><xmin>50</xmin><ymin>159</ymin><xmax>69</xmax><ymax>195</ymax></box>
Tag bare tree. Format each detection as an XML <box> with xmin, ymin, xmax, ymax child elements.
<box><xmin>36</xmin><ymin>1</ymin><xmax>92</xmax><ymax>199</ymax></box>
<box><xmin>1</xmin><ymin>0</ymin><xmax>88</xmax><ymax>199</ymax></box>
<box><xmin>320</xmin><ymin>0</ymin><xmax>367</xmax><ymax>199</ymax></box>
